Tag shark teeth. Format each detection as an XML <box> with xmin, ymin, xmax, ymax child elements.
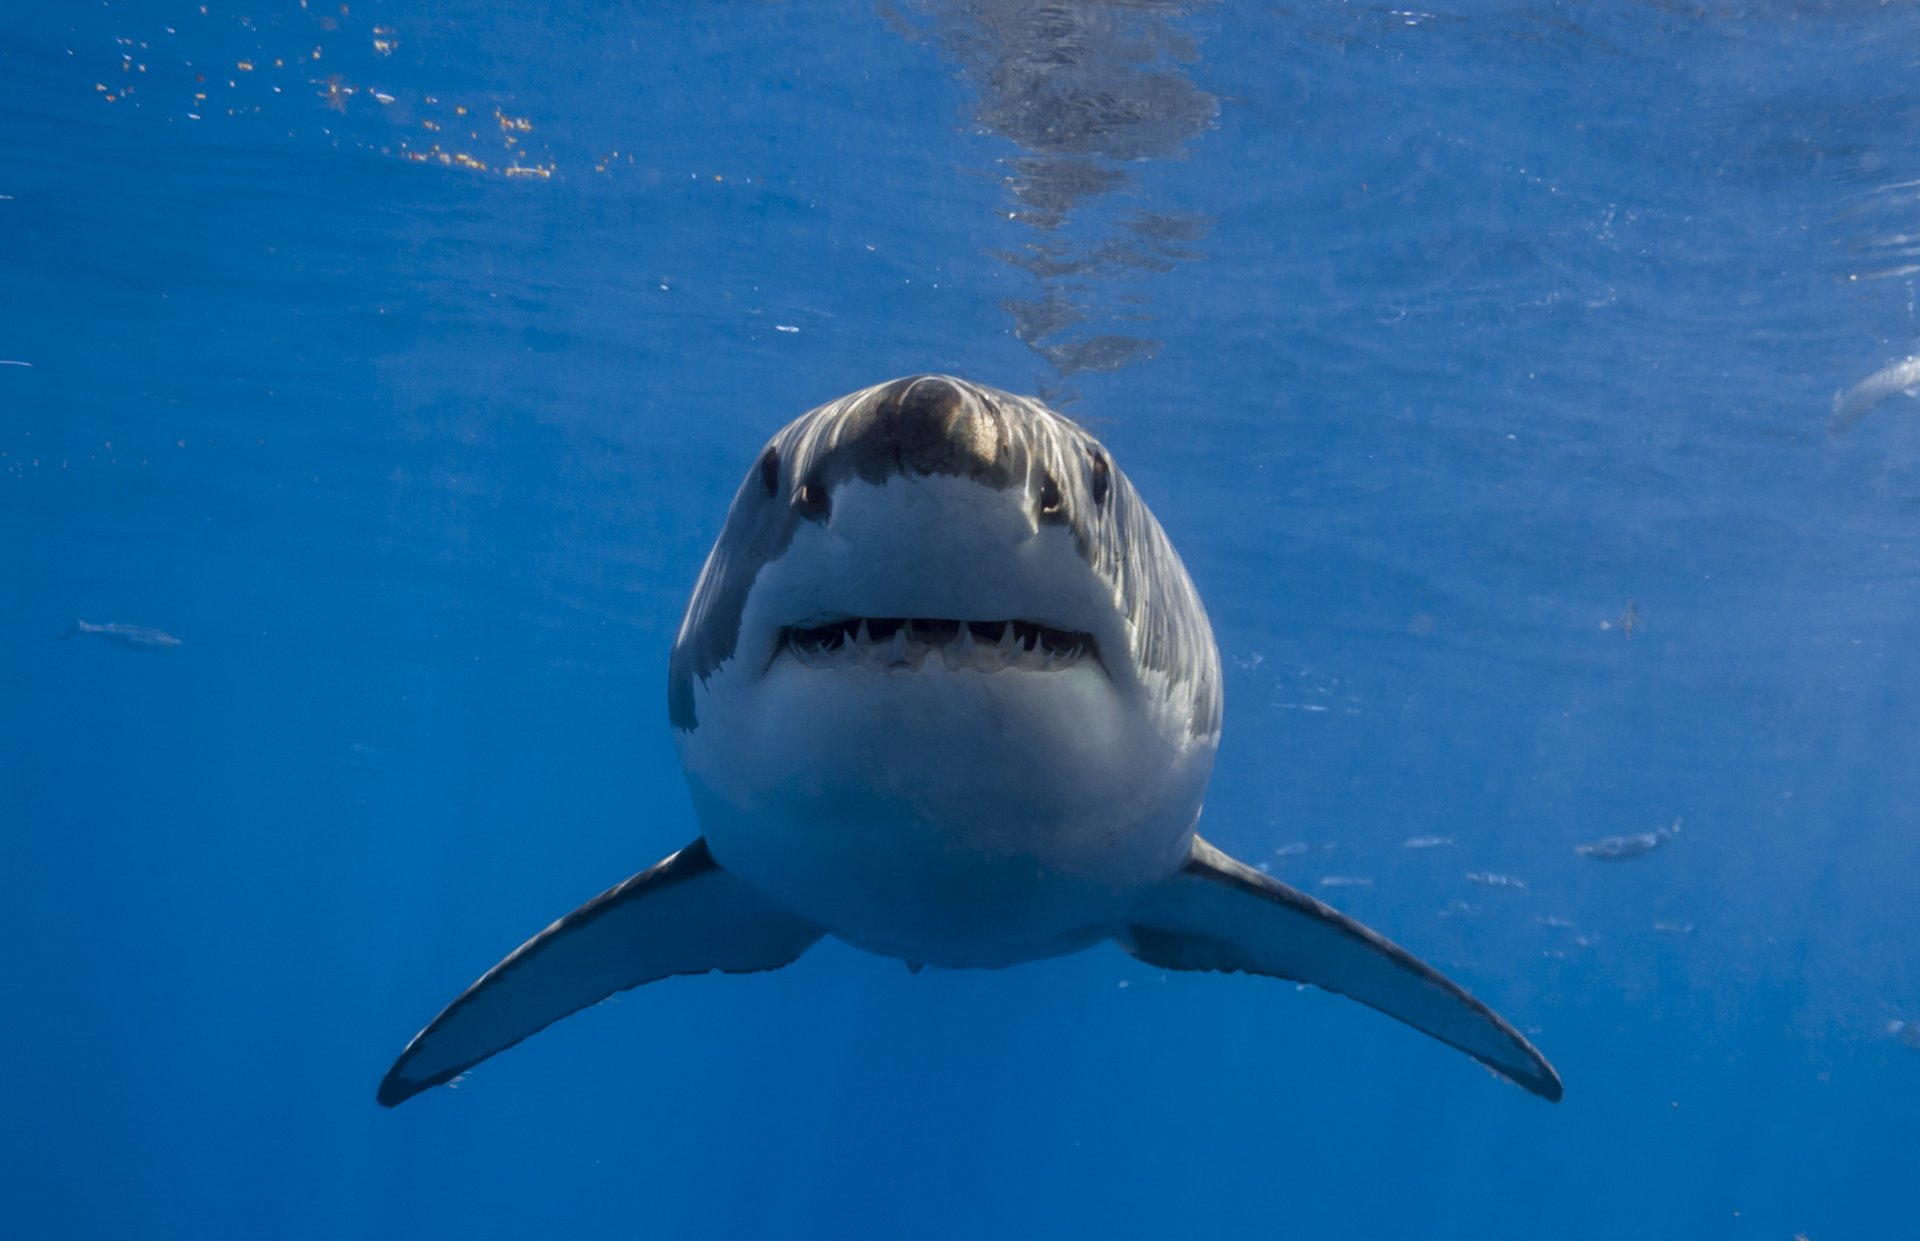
<box><xmin>782</xmin><ymin>617</ymin><xmax>1092</xmax><ymax>674</ymax></box>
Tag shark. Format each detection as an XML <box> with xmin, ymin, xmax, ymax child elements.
<box><xmin>377</xmin><ymin>375</ymin><xmax>1561</xmax><ymax>1106</ymax></box>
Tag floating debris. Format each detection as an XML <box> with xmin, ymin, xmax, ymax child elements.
<box><xmin>1317</xmin><ymin>875</ymin><xmax>1374</xmax><ymax>890</ymax></box>
<box><xmin>1576</xmin><ymin>817</ymin><xmax>1681</xmax><ymax>862</ymax></box>
<box><xmin>1652</xmin><ymin>920</ymin><xmax>1695</xmax><ymax>936</ymax></box>
<box><xmin>1831</xmin><ymin>354</ymin><xmax>1920</xmax><ymax>435</ymax></box>
<box><xmin>60</xmin><ymin>619</ymin><xmax>181</xmax><ymax>651</ymax></box>
<box><xmin>315</xmin><ymin>73</ymin><xmax>355</xmax><ymax>113</ymax></box>
<box><xmin>1464</xmin><ymin>871</ymin><xmax>1529</xmax><ymax>891</ymax></box>
<box><xmin>1401</xmin><ymin>835</ymin><xmax>1455</xmax><ymax>850</ymax></box>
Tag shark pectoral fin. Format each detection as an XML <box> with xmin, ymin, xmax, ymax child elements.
<box><xmin>1123</xmin><ymin>836</ymin><xmax>1563</xmax><ymax>1102</ymax></box>
<box><xmin>378</xmin><ymin>838</ymin><xmax>823</xmax><ymax>1107</ymax></box>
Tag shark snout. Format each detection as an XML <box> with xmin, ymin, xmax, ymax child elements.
<box><xmin>837</xmin><ymin>375</ymin><xmax>1016</xmax><ymax>489</ymax></box>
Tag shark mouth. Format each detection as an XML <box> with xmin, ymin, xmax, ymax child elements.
<box><xmin>780</xmin><ymin>617</ymin><xmax>1098</xmax><ymax>674</ymax></box>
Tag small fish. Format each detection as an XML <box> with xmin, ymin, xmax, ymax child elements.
<box><xmin>1401</xmin><ymin>835</ymin><xmax>1455</xmax><ymax>850</ymax></box>
<box><xmin>1438</xmin><ymin>900</ymin><xmax>1482</xmax><ymax>918</ymax></box>
<box><xmin>1576</xmin><ymin>817</ymin><xmax>1681</xmax><ymax>862</ymax></box>
<box><xmin>1889</xmin><ymin>1020</ymin><xmax>1920</xmax><ymax>1052</ymax></box>
<box><xmin>1535</xmin><ymin>915</ymin><xmax>1577</xmax><ymax>930</ymax></box>
<box><xmin>1652</xmin><ymin>921</ymin><xmax>1695</xmax><ymax>936</ymax></box>
<box><xmin>1599</xmin><ymin>597</ymin><xmax>1641</xmax><ymax>637</ymax></box>
<box><xmin>1317</xmin><ymin>875</ymin><xmax>1374</xmax><ymax>889</ymax></box>
<box><xmin>1831</xmin><ymin>354</ymin><xmax>1920</xmax><ymax>435</ymax></box>
<box><xmin>60</xmin><ymin>619</ymin><xmax>182</xmax><ymax>651</ymax></box>
<box><xmin>1576</xmin><ymin>834</ymin><xmax>1659</xmax><ymax>861</ymax></box>
<box><xmin>1465</xmin><ymin>871</ymin><xmax>1529</xmax><ymax>891</ymax></box>
<box><xmin>1272</xmin><ymin>842</ymin><xmax>1312</xmax><ymax>858</ymax></box>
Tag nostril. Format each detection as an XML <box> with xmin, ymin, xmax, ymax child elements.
<box><xmin>1037</xmin><ymin>472</ymin><xmax>1065</xmax><ymax>519</ymax></box>
<box><xmin>795</xmin><ymin>480</ymin><xmax>831</xmax><ymax>520</ymax></box>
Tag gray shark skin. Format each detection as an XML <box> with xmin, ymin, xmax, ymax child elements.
<box><xmin>378</xmin><ymin>376</ymin><xmax>1562</xmax><ymax>1107</ymax></box>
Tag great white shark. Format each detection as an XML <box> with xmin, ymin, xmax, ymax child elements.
<box><xmin>378</xmin><ymin>375</ymin><xmax>1562</xmax><ymax>1106</ymax></box>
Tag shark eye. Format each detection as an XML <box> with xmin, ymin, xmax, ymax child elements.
<box><xmin>795</xmin><ymin>479</ymin><xmax>831</xmax><ymax>520</ymax></box>
<box><xmin>1037</xmin><ymin>472</ymin><xmax>1065</xmax><ymax>519</ymax></box>
<box><xmin>758</xmin><ymin>447</ymin><xmax>779</xmax><ymax>498</ymax></box>
<box><xmin>1089</xmin><ymin>450</ymin><xmax>1110</xmax><ymax>507</ymax></box>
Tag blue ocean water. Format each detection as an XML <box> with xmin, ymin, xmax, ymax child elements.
<box><xmin>6</xmin><ymin>1</ymin><xmax>1919</xmax><ymax>1236</ymax></box>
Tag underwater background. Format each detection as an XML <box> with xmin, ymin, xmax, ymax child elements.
<box><xmin>5</xmin><ymin>2</ymin><xmax>1919</xmax><ymax>1237</ymax></box>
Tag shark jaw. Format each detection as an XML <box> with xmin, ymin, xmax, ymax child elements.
<box><xmin>778</xmin><ymin>616</ymin><xmax>1098</xmax><ymax>676</ymax></box>
<box><xmin>677</xmin><ymin>471</ymin><xmax>1213</xmax><ymax>969</ymax></box>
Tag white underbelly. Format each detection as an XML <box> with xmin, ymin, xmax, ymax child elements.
<box><xmin>678</xmin><ymin>658</ymin><xmax>1210</xmax><ymax>968</ymax></box>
